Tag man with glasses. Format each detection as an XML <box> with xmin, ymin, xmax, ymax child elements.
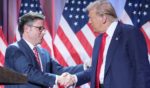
<box><xmin>4</xmin><ymin>12</ymin><xmax>84</xmax><ymax>88</ymax></box>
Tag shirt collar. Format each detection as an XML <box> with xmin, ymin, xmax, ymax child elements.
<box><xmin>106</xmin><ymin>21</ymin><xmax>118</xmax><ymax>37</ymax></box>
<box><xmin>23</xmin><ymin>39</ymin><xmax>35</xmax><ymax>50</ymax></box>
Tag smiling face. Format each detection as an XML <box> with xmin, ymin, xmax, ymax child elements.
<box><xmin>24</xmin><ymin>19</ymin><xmax>45</xmax><ymax>46</ymax></box>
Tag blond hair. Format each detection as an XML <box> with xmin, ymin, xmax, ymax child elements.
<box><xmin>86</xmin><ymin>0</ymin><xmax>117</xmax><ymax>19</ymax></box>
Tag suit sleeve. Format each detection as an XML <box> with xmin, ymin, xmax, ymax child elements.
<box><xmin>75</xmin><ymin>67</ymin><xmax>91</xmax><ymax>86</ymax></box>
<box><xmin>42</xmin><ymin>48</ymin><xmax>84</xmax><ymax>75</ymax></box>
<box><xmin>5</xmin><ymin>46</ymin><xmax>56</xmax><ymax>87</ymax></box>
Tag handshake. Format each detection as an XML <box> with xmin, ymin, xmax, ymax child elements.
<box><xmin>57</xmin><ymin>72</ymin><xmax>76</xmax><ymax>88</ymax></box>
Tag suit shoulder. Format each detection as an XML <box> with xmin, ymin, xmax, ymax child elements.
<box><xmin>120</xmin><ymin>23</ymin><xmax>136</xmax><ymax>31</ymax></box>
<box><xmin>6</xmin><ymin>42</ymin><xmax>20</xmax><ymax>51</ymax></box>
<box><xmin>119</xmin><ymin>23</ymin><xmax>145</xmax><ymax>42</ymax></box>
<box><xmin>119</xmin><ymin>23</ymin><xmax>141</xmax><ymax>34</ymax></box>
<box><xmin>5</xmin><ymin>42</ymin><xmax>24</xmax><ymax>60</ymax></box>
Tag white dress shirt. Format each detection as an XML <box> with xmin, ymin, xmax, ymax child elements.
<box><xmin>99</xmin><ymin>21</ymin><xmax>118</xmax><ymax>84</ymax></box>
<box><xmin>23</xmin><ymin>39</ymin><xmax>43</xmax><ymax>71</ymax></box>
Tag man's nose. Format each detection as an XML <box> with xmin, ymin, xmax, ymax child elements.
<box><xmin>41</xmin><ymin>29</ymin><xmax>46</xmax><ymax>35</ymax></box>
<box><xmin>88</xmin><ymin>19</ymin><xmax>91</xmax><ymax>24</ymax></box>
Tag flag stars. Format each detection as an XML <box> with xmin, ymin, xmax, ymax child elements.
<box><xmin>70</xmin><ymin>7</ymin><xmax>74</xmax><ymax>11</ymax></box>
<box><xmin>133</xmin><ymin>11</ymin><xmax>136</xmax><ymax>15</ymax></box>
<box><xmin>77</xmin><ymin>1</ymin><xmax>81</xmax><ymax>5</ymax></box>
<box><xmin>35</xmin><ymin>4</ymin><xmax>38</xmax><ymax>7</ymax></box>
<box><xmin>30</xmin><ymin>4</ymin><xmax>34</xmax><ymax>8</ymax></box>
<box><xmin>137</xmin><ymin>19</ymin><xmax>140</xmax><ymax>23</ymax></box>
<box><xmin>139</xmin><ymin>3</ymin><xmax>142</xmax><ymax>7</ymax></box>
<box><xmin>74</xmin><ymin>22</ymin><xmax>78</xmax><ymax>26</ymax></box>
<box><xmin>83</xmin><ymin>1</ymin><xmax>87</xmax><ymax>5</ymax></box>
<box><xmin>145</xmin><ymin>4</ymin><xmax>149</xmax><ymax>8</ymax></box>
<box><xmin>72</xmin><ymin>0</ymin><xmax>75</xmax><ymax>4</ymax></box>
<box><xmin>19</xmin><ymin>0</ymin><xmax>43</xmax><ymax>18</ymax></box>
<box><xmin>69</xmin><ymin>14</ymin><xmax>73</xmax><ymax>18</ymax></box>
<box><xmin>143</xmin><ymin>11</ymin><xmax>147</xmax><ymax>16</ymax></box>
<box><xmin>138</xmin><ymin>11</ymin><xmax>141</xmax><ymax>15</ymax></box>
<box><xmin>76</xmin><ymin>8</ymin><xmax>80</xmax><ymax>12</ymax></box>
<box><xmin>82</xmin><ymin>8</ymin><xmax>86</xmax><ymax>12</ymax></box>
<box><xmin>24</xmin><ymin>3</ymin><xmax>28</xmax><ymax>7</ymax></box>
<box><xmin>81</xmin><ymin>15</ymin><xmax>85</xmax><ymax>19</ymax></box>
<box><xmin>128</xmin><ymin>2</ymin><xmax>132</xmax><ymax>7</ymax></box>
<box><xmin>63</xmin><ymin>0</ymin><xmax>90</xmax><ymax>30</ymax></box>
<box><xmin>75</xmin><ymin>15</ymin><xmax>79</xmax><ymax>19</ymax></box>
<box><xmin>64</xmin><ymin>7</ymin><xmax>68</xmax><ymax>11</ymax></box>
<box><xmin>66</xmin><ymin>0</ymin><xmax>69</xmax><ymax>4</ymax></box>
<box><xmin>23</xmin><ymin>10</ymin><xmax>27</xmax><ymax>14</ymax></box>
<box><xmin>134</xmin><ymin>3</ymin><xmax>138</xmax><ymax>7</ymax></box>
<box><xmin>39</xmin><ymin>11</ymin><xmax>42</xmax><ymax>14</ymax></box>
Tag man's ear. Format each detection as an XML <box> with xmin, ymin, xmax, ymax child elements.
<box><xmin>102</xmin><ymin>15</ymin><xmax>107</xmax><ymax>24</ymax></box>
<box><xmin>24</xmin><ymin>25</ymin><xmax>30</xmax><ymax>33</ymax></box>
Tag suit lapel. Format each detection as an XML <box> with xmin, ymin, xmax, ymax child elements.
<box><xmin>104</xmin><ymin>22</ymin><xmax>122</xmax><ymax>76</ymax></box>
<box><xmin>18</xmin><ymin>39</ymin><xmax>35</xmax><ymax>60</ymax></box>
<box><xmin>18</xmin><ymin>39</ymin><xmax>41</xmax><ymax>69</ymax></box>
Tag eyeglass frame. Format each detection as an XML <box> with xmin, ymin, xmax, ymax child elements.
<box><xmin>28</xmin><ymin>25</ymin><xmax>45</xmax><ymax>32</ymax></box>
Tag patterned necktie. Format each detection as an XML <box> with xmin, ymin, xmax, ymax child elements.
<box><xmin>96</xmin><ymin>33</ymin><xmax>108</xmax><ymax>88</ymax></box>
<box><xmin>33</xmin><ymin>47</ymin><xmax>41</xmax><ymax>67</ymax></box>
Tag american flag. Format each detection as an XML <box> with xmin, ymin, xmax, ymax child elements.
<box><xmin>53</xmin><ymin>0</ymin><xmax>95</xmax><ymax>87</ymax></box>
<box><xmin>18</xmin><ymin>0</ymin><xmax>94</xmax><ymax>88</ymax></box>
<box><xmin>54</xmin><ymin>0</ymin><xmax>95</xmax><ymax>66</ymax></box>
<box><xmin>0</xmin><ymin>3</ymin><xmax>7</xmax><ymax>67</ymax></box>
<box><xmin>17</xmin><ymin>0</ymin><xmax>54</xmax><ymax>56</ymax></box>
<box><xmin>0</xmin><ymin>29</ymin><xmax>6</xmax><ymax>88</ymax></box>
<box><xmin>0</xmin><ymin>3</ymin><xmax>6</xmax><ymax>88</ymax></box>
<box><xmin>119</xmin><ymin>0</ymin><xmax>150</xmax><ymax>62</ymax></box>
<box><xmin>0</xmin><ymin>27</ymin><xmax>7</xmax><ymax>67</ymax></box>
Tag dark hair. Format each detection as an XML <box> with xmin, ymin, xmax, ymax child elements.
<box><xmin>18</xmin><ymin>12</ymin><xmax>45</xmax><ymax>37</ymax></box>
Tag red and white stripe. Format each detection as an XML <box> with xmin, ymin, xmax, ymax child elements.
<box><xmin>141</xmin><ymin>22</ymin><xmax>150</xmax><ymax>62</ymax></box>
<box><xmin>54</xmin><ymin>16</ymin><xmax>96</xmax><ymax>88</ymax></box>
<box><xmin>0</xmin><ymin>27</ymin><xmax>7</xmax><ymax>67</ymax></box>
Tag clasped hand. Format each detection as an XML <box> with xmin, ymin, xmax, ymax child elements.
<box><xmin>57</xmin><ymin>72</ymin><xmax>76</xmax><ymax>88</ymax></box>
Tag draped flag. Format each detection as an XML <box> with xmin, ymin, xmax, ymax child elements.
<box><xmin>54</xmin><ymin>0</ymin><xmax>96</xmax><ymax>87</ymax></box>
<box><xmin>0</xmin><ymin>26</ymin><xmax>6</xmax><ymax>88</ymax></box>
<box><xmin>119</xmin><ymin>0</ymin><xmax>150</xmax><ymax>62</ymax></box>
<box><xmin>17</xmin><ymin>0</ymin><xmax>54</xmax><ymax>56</ymax></box>
<box><xmin>0</xmin><ymin>27</ymin><xmax>7</xmax><ymax>67</ymax></box>
<box><xmin>0</xmin><ymin>2</ymin><xmax>7</xmax><ymax>67</ymax></box>
<box><xmin>0</xmin><ymin>3</ymin><xmax>7</xmax><ymax>88</ymax></box>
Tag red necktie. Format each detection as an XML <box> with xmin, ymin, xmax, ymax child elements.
<box><xmin>33</xmin><ymin>47</ymin><xmax>41</xmax><ymax>67</ymax></box>
<box><xmin>96</xmin><ymin>33</ymin><xmax>108</xmax><ymax>88</ymax></box>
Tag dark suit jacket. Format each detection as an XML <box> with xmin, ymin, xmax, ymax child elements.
<box><xmin>4</xmin><ymin>39</ymin><xmax>83</xmax><ymax>88</ymax></box>
<box><xmin>76</xmin><ymin>22</ymin><xmax>150</xmax><ymax>88</ymax></box>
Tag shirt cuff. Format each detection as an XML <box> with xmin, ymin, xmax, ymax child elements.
<box><xmin>55</xmin><ymin>75</ymin><xmax>58</xmax><ymax>84</ymax></box>
<box><xmin>73</xmin><ymin>75</ymin><xmax>77</xmax><ymax>83</ymax></box>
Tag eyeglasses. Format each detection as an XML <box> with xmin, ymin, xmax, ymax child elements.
<box><xmin>30</xmin><ymin>25</ymin><xmax>45</xmax><ymax>32</ymax></box>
